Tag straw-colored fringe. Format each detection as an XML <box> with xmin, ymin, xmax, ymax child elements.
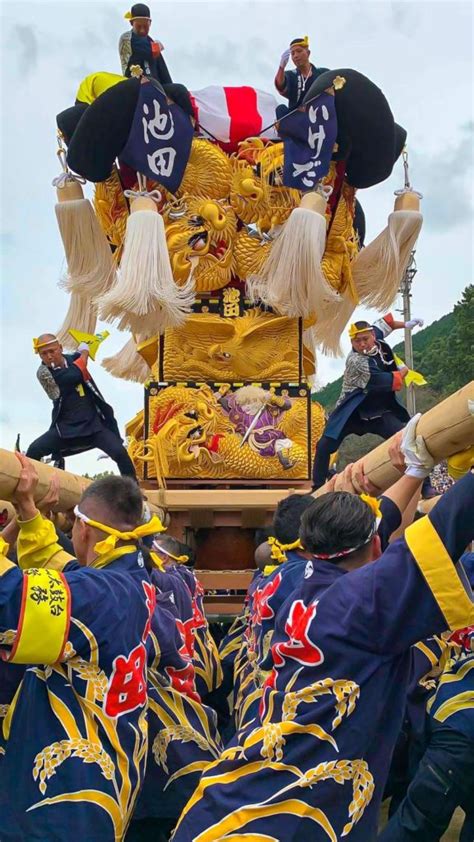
<box><xmin>353</xmin><ymin>210</ymin><xmax>423</xmax><ymax>310</ymax></box>
<box><xmin>247</xmin><ymin>207</ymin><xmax>340</xmax><ymax>320</ymax></box>
<box><xmin>56</xmin><ymin>292</ymin><xmax>98</xmax><ymax>349</ymax></box>
<box><xmin>102</xmin><ymin>335</ymin><xmax>152</xmax><ymax>383</ymax></box>
<box><xmin>55</xmin><ymin>199</ymin><xmax>115</xmax><ymax>297</ymax></box>
<box><xmin>308</xmin><ymin>291</ymin><xmax>357</xmax><ymax>358</ymax></box>
<box><xmin>99</xmin><ymin>210</ymin><xmax>194</xmax><ymax>334</ymax></box>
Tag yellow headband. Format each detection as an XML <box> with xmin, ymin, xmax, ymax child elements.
<box><xmin>33</xmin><ymin>337</ymin><xmax>59</xmax><ymax>354</ymax></box>
<box><xmin>360</xmin><ymin>494</ymin><xmax>382</xmax><ymax>521</ymax></box>
<box><xmin>291</xmin><ymin>35</ymin><xmax>309</xmax><ymax>48</ymax></box>
<box><xmin>348</xmin><ymin>323</ymin><xmax>373</xmax><ymax>339</ymax></box>
<box><xmin>74</xmin><ymin>506</ymin><xmax>166</xmax><ymax>555</ymax></box>
<box><xmin>267</xmin><ymin>536</ymin><xmax>302</xmax><ymax>564</ymax></box>
<box><xmin>124</xmin><ymin>11</ymin><xmax>151</xmax><ymax>19</ymax></box>
<box><xmin>153</xmin><ymin>541</ymin><xmax>189</xmax><ymax>564</ymax></box>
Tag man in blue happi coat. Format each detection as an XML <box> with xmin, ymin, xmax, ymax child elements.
<box><xmin>173</xmin><ymin>420</ymin><xmax>474</xmax><ymax>842</ymax></box>
<box><xmin>312</xmin><ymin>313</ymin><xmax>423</xmax><ymax>489</ymax></box>
<box><xmin>274</xmin><ymin>36</ymin><xmax>329</xmax><ymax>120</ymax></box>
<box><xmin>0</xmin><ymin>459</ymin><xmax>164</xmax><ymax>840</ymax></box>
<box><xmin>380</xmin><ymin>612</ymin><xmax>474</xmax><ymax>840</ymax></box>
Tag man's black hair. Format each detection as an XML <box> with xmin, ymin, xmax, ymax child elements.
<box><xmin>273</xmin><ymin>494</ymin><xmax>316</xmax><ymax>545</ymax></box>
<box><xmin>290</xmin><ymin>37</ymin><xmax>308</xmax><ymax>46</ymax></box>
<box><xmin>80</xmin><ymin>476</ymin><xmax>143</xmax><ymax>527</ymax></box>
<box><xmin>300</xmin><ymin>492</ymin><xmax>374</xmax><ymax>559</ymax></box>
<box><xmin>156</xmin><ymin>534</ymin><xmax>196</xmax><ymax>567</ymax></box>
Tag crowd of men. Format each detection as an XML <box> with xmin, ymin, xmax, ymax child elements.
<box><xmin>1</xmin><ymin>410</ymin><xmax>473</xmax><ymax>840</ymax></box>
<box><xmin>2</xmin><ymin>9</ymin><xmax>472</xmax><ymax>839</ymax></box>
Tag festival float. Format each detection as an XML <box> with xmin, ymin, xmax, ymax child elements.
<box><xmin>9</xmin><ymin>60</ymin><xmax>433</xmax><ymax>574</ymax></box>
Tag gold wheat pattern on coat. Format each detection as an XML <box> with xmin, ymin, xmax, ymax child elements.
<box><xmin>33</xmin><ymin>739</ymin><xmax>115</xmax><ymax>795</ymax></box>
<box><xmin>152</xmin><ymin>726</ymin><xmax>212</xmax><ymax>775</ymax></box>
<box><xmin>260</xmin><ymin>723</ymin><xmax>285</xmax><ymax>762</ymax></box>
<box><xmin>67</xmin><ymin>656</ymin><xmax>109</xmax><ymax>701</ymax></box>
<box><xmin>299</xmin><ymin>759</ymin><xmax>374</xmax><ymax>835</ymax></box>
<box><xmin>282</xmin><ymin>678</ymin><xmax>360</xmax><ymax>730</ymax></box>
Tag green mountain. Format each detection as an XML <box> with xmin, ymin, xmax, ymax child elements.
<box><xmin>313</xmin><ymin>284</ymin><xmax>473</xmax><ymax>465</ymax></box>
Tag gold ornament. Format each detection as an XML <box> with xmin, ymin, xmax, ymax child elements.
<box><xmin>176</xmin><ymin>138</ymin><xmax>232</xmax><ymax>200</ymax></box>
<box><xmin>126</xmin><ymin>384</ymin><xmax>325</xmax><ymax>482</ymax></box>
<box><xmin>158</xmin><ymin>308</ymin><xmax>301</xmax><ymax>381</ymax></box>
<box><xmin>163</xmin><ymin>196</ymin><xmax>237</xmax><ymax>291</ymax></box>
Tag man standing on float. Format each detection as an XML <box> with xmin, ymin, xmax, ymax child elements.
<box><xmin>119</xmin><ymin>3</ymin><xmax>194</xmax><ymax>117</ymax></box>
<box><xmin>26</xmin><ymin>334</ymin><xmax>137</xmax><ymax>479</ymax></box>
<box><xmin>312</xmin><ymin>313</ymin><xmax>423</xmax><ymax>489</ymax></box>
<box><xmin>274</xmin><ymin>36</ymin><xmax>328</xmax><ymax>118</ymax></box>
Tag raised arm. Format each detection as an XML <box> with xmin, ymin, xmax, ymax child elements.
<box><xmin>13</xmin><ymin>455</ymin><xmax>75</xmax><ymax>571</ymax></box>
<box><xmin>50</xmin><ymin>347</ymin><xmax>90</xmax><ymax>389</ymax></box>
<box><xmin>373</xmin><ymin>312</ymin><xmax>424</xmax><ymax>337</ymax></box>
<box><xmin>341</xmin><ymin>469</ymin><xmax>474</xmax><ymax>656</ymax></box>
<box><xmin>275</xmin><ymin>49</ymin><xmax>290</xmax><ymax>97</ymax></box>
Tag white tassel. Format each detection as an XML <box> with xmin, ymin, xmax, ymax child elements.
<box><xmin>353</xmin><ymin>208</ymin><xmax>423</xmax><ymax>310</ymax></box>
<box><xmin>247</xmin><ymin>193</ymin><xmax>340</xmax><ymax>320</ymax></box>
<box><xmin>100</xmin><ymin>198</ymin><xmax>194</xmax><ymax>334</ymax></box>
<box><xmin>309</xmin><ymin>292</ymin><xmax>357</xmax><ymax>358</ymax></box>
<box><xmin>54</xmin><ymin>177</ymin><xmax>115</xmax><ymax>298</ymax></box>
<box><xmin>56</xmin><ymin>292</ymin><xmax>98</xmax><ymax>349</ymax></box>
<box><xmin>102</xmin><ymin>335</ymin><xmax>152</xmax><ymax>383</ymax></box>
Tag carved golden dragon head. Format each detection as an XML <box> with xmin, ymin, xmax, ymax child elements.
<box><xmin>163</xmin><ymin>196</ymin><xmax>237</xmax><ymax>291</ymax></box>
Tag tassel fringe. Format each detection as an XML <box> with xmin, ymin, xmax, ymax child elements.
<box><xmin>102</xmin><ymin>335</ymin><xmax>152</xmax><ymax>383</ymax></box>
<box><xmin>99</xmin><ymin>210</ymin><xmax>194</xmax><ymax>334</ymax></box>
<box><xmin>247</xmin><ymin>207</ymin><xmax>340</xmax><ymax>319</ymax></box>
<box><xmin>55</xmin><ymin>199</ymin><xmax>115</xmax><ymax>297</ymax></box>
<box><xmin>56</xmin><ymin>293</ymin><xmax>98</xmax><ymax>349</ymax></box>
<box><xmin>353</xmin><ymin>210</ymin><xmax>423</xmax><ymax>310</ymax></box>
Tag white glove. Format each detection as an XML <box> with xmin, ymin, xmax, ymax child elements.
<box><xmin>400</xmin><ymin>413</ymin><xmax>435</xmax><ymax>479</ymax></box>
<box><xmin>279</xmin><ymin>48</ymin><xmax>291</xmax><ymax>68</ymax></box>
<box><xmin>77</xmin><ymin>342</ymin><xmax>90</xmax><ymax>353</ymax></box>
<box><xmin>405</xmin><ymin>317</ymin><xmax>424</xmax><ymax>329</ymax></box>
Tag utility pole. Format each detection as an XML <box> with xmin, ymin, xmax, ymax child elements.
<box><xmin>394</xmin><ymin>147</ymin><xmax>422</xmax><ymax>419</ymax></box>
<box><xmin>398</xmin><ymin>250</ymin><xmax>418</xmax><ymax>416</ymax></box>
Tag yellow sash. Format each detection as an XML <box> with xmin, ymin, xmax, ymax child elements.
<box><xmin>8</xmin><ymin>568</ymin><xmax>71</xmax><ymax>665</ymax></box>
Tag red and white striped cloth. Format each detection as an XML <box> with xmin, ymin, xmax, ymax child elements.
<box><xmin>189</xmin><ymin>86</ymin><xmax>279</xmax><ymax>151</ymax></box>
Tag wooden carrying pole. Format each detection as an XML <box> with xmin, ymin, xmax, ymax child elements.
<box><xmin>0</xmin><ymin>451</ymin><xmax>165</xmax><ymax>517</ymax></box>
<box><xmin>0</xmin><ymin>450</ymin><xmax>90</xmax><ymax>512</ymax></box>
<box><xmin>314</xmin><ymin>382</ymin><xmax>474</xmax><ymax>497</ymax></box>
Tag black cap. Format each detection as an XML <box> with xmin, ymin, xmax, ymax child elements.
<box><xmin>125</xmin><ymin>4</ymin><xmax>151</xmax><ymax>20</ymax></box>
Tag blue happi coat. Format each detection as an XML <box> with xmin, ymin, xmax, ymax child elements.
<box><xmin>236</xmin><ymin>496</ymin><xmax>402</xmax><ymax>731</ymax></box>
<box><xmin>134</xmin><ymin>575</ymin><xmax>222</xmax><ymax>822</ymax></box>
<box><xmin>173</xmin><ymin>565</ymin><xmax>223</xmax><ymax>698</ymax></box>
<box><xmin>173</xmin><ymin>473</ymin><xmax>474</xmax><ymax>842</ymax></box>
<box><xmin>0</xmin><ymin>514</ymin><xmax>155</xmax><ymax>842</ymax></box>
<box><xmin>428</xmin><ymin>650</ymin><xmax>474</xmax><ymax>740</ymax></box>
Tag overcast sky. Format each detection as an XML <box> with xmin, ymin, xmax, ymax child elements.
<box><xmin>0</xmin><ymin>0</ymin><xmax>472</xmax><ymax>475</ymax></box>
